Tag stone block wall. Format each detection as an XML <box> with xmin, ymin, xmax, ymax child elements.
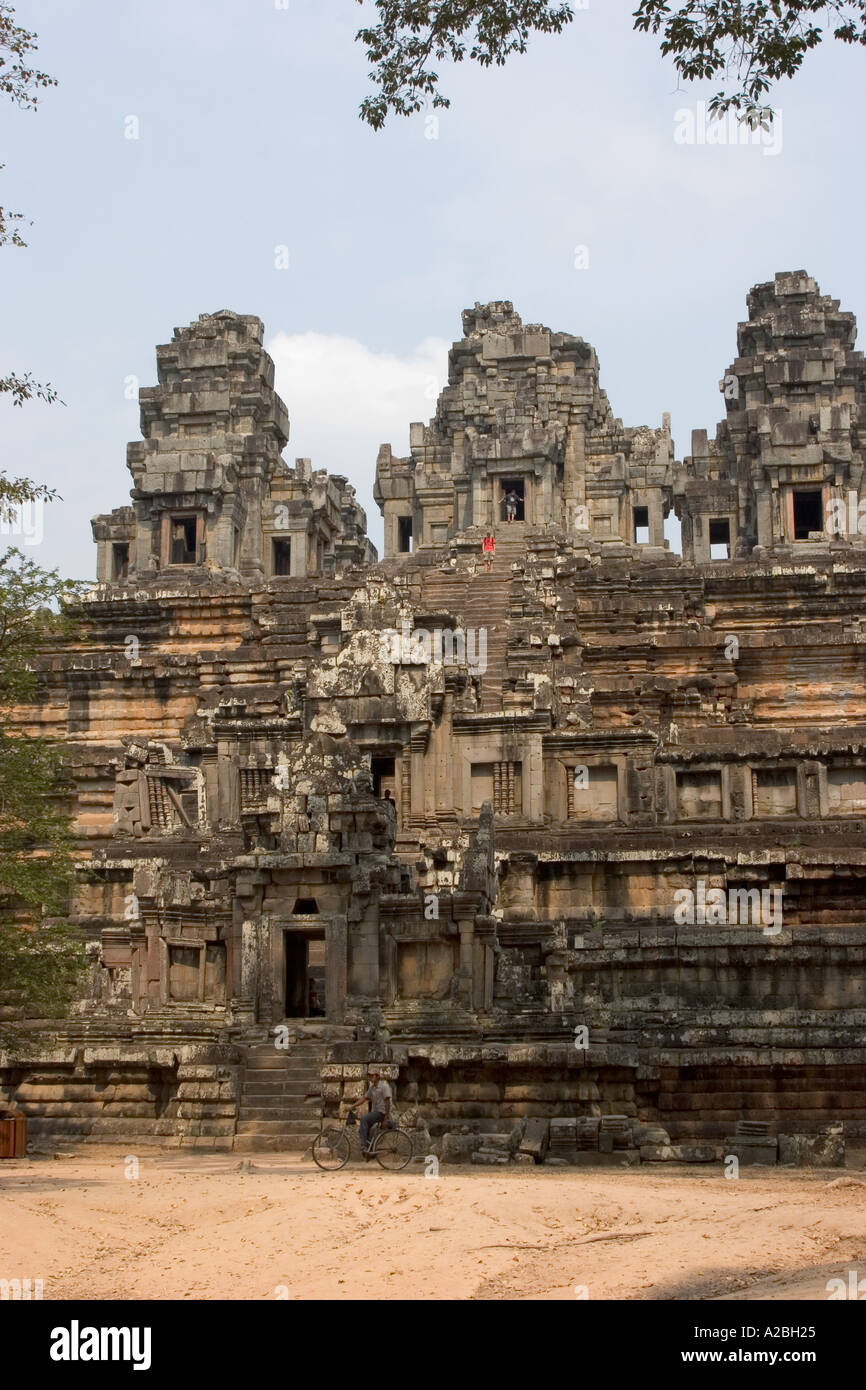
<box><xmin>0</xmin><ymin>1043</ymin><xmax>241</xmax><ymax>1149</ymax></box>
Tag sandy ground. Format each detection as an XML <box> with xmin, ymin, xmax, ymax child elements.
<box><xmin>2</xmin><ymin>1148</ymin><xmax>866</xmax><ymax>1301</ymax></box>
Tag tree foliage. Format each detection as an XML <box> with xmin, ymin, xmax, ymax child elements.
<box><xmin>356</xmin><ymin>1</ymin><xmax>573</xmax><ymax>127</ymax></box>
<box><xmin>0</xmin><ymin>551</ymin><xmax>88</xmax><ymax>1040</ymax></box>
<box><xmin>0</xmin><ymin>3</ymin><xmax>58</xmax><ymax>403</ymax></box>
<box><xmin>356</xmin><ymin>0</ymin><xmax>866</xmax><ymax>128</ymax></box>
<box><xmin>0</xmin><ymin>9</ymin><xmax>80</xmax><ymax>1040</ymax></box>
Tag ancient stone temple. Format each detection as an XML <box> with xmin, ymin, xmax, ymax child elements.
<box><xmin>3</xmin><ymin>270</ymin><xmax>866</xmax><ymax>1161</ymax></box>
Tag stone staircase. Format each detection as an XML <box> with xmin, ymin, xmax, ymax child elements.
<box><xmin>417</xmin><ymin>532</ymin><xmax>524</xmax><ymax>712</ymax></box>
<box><xmin>233</xmin><ymin>1038</ymin><xmax>327</xmax><ymax>1153</ymax></box>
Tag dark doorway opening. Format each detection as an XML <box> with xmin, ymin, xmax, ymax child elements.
<box><xmin>500</xmin><ymin>479</ymin><xmax>525</xmax><ymax>522</ymax></box>
<box><xmin>112</xmin><ymin>543</ymin><xmax>129</xmax><ymax>580</ymax></box>
<box><xmin>398</xmin><ymin>516</ymin><xmax>413</xmax><ymax>553</ymax></box>
<box><xmin>633</xmin><ymin>506</ymin><xmax>649</xmax><ymax>544</ymax></box>
<box><xmin>273</xmin><ymin>538</ymin><xmax>292</xmax><ymax>575</ymax></box>
<box><xmin>284</xmin><ymin>931</ymin><xmax>325</xmax><ymax>1018</ymax></box>
<box><xmin>170</xmin><ymin>516</ymin><xmax>198</xmax><ymax>565</ymax></box>
<box><xmin>793</xmin><ymin>489</ymin><xmax>823</xmax><ymax>540</ymax></box>
<box><xmin>371</xmin><ymin>755</ymin><xmax>396</xmax><ymax>799</ymax></box>
<box><xmin>709</xmin><ymin>517</ymin><xmax>730</xmax><ymax>558</ymax></box>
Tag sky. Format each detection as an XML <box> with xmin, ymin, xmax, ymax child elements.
<box><xmin>2</xmin><ymin>0</ymin><xmax>866</xmax><ymax>576</ymax></box>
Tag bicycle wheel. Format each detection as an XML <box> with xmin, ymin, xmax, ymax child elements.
<box><xmin>373</xmin><ymin>1127</ymin><xmax>413</xmax><ymax>1171</ymax></box>
<box><xmin>312</xmin><ymin>1128</ymin><xmax>350</xmax><ymax>1170</ymax></box>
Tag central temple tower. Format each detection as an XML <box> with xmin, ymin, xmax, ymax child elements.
<box><xmin>374</xmin><ymin>300</ymin><xmax>675</xmax><ymax>556</ymax></box>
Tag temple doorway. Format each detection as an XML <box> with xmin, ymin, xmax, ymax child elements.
<box><xmin>283</xmin><ymin>930</ymin><xmax>326</xmax><ymax>1017</ymax></box>
<box><xmin>371</xmin><ymin>755</ymin><xmax>396</xmax><ymax>799</ymax></box>
<box><xmin>500</xmin><ymin>478</ymin><xmax>525</xmax><ymax>523</ymax></box>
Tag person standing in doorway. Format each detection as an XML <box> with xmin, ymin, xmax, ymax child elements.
<box><xmin>505</xmin><ymin>489</ymin><xmax>520</xmax><ymax>523</ymax></box>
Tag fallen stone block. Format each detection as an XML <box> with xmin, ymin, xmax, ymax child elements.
<box><xmin>778</xmin><ymin>1126</ymin><xmax>844</xmax><ymax>1168</ymax></box>
<box><xmin>723</xmin><ymin>1141</ymin><xmax>778</xmax><ymax>1166</ymax></box>
<box><xmin>575</xmin><ymin>1117</ymin><xmax>600</xmax><ymax>1150</ymax></box>
<box><xmin>640</xmin><ymin>1144</ymin><xmax>716</xmax><ymax>1163</ymax></box>
<box><xmin>480</xmin><ymin>1132</ymin><xmax>512</xmax><ymax>1151</ymax></box>
<box><xmin>633</xmin><ymin>1124</ymin><xmax>671</xmax><ymax>1148</ymax></box>
<box><xmin>600</xmin><ymin>1114</ymin><xmax>632</xmax><ymax>1150</ymax></box>
<box><xmin>573</xmin><ymin>1150</ymin><xmax>640</xmax><ymax>1167</ymax></box>
<box><xmin>441</xmin><ymin>1132</ymin><xmax>484</xmax><ymax>1164</ymax></box>
<box><xmin>518</xmin><ymin>1116</ymin><xmax>550</xmax><ymax>1162</ymax></box>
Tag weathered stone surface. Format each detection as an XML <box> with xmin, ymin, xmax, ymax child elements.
<box><xmin>7</xmin><ymin>280</ymin><xmax>866</xmax><ymax>1153</ymax></box>
<box><xmin>441</xmin><ymin>1132</ymin><xmax>484</xmax><ymax>1164</ymax></box>
<box><xmin>519</xmin><ymin>1118</ymin><xmax>551</xmax><ymax>1161</ymax></box>
<box><xmin>778</xmin><ymin>1126</ymin><xmax>845</xmax><ymax>1167</ymax></box>
<box><xmin>640</xmin><ymin>1144</ymin><xmax>717</xmax><ymax>1163</ymax></box>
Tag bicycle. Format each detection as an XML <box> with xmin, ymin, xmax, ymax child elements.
<box><xmin>311</xmin><ymin>1105</ymin><xmax>414</xmax><ymax>1171</ymax></box>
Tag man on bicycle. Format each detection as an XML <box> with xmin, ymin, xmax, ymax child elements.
<box><xmin>352</xmin><ymin>1069</ymin><xmax>393</xmax><ymax>1155</ymax></box>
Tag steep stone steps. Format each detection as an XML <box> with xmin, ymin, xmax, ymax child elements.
<box><xmin>416</xmin><ymin>545</ymin><xmax>521</xmax><ymax>712</ymax></box>
<box><xmin>233</xmin><ymin>1040</ymin><xmax>327</xmax><ymax>1153</ymax></box>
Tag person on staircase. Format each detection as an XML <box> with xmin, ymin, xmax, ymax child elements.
<box><xmin>481</xmin><ymin>532</ymin><xmax>496</xmax><ymax>570</ymax></box>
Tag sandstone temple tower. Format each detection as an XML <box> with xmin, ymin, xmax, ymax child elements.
<box><xmin>375</xmin><ymin>299</ymin><xmax>674</xmax><ymax>555</ymax></box>
<box><xmin>4</xmin><ymin>273</ymin><xmax>866</xmax><ymax>1161</ymax></box>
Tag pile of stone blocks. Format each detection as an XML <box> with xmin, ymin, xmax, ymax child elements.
<box><xmin>471</xmin><ymin>1133</ymin><xmax>513</xmax><ymax>1166</ymax></box>
<box><xmin>532</xmin><ymin>1114</ymin><xmax>718</xmax><ymax>1165</ymax></box>
<box><xmin>637</xmin><ymin>1122</ymin><xmax>716</xmax><ymax>1164</ymax></box>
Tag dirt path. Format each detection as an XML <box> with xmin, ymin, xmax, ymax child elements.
<box><xmin>2</xmin><ymin>1150</ymin><xmax>865</xmax><ymax>1301</ymax></box>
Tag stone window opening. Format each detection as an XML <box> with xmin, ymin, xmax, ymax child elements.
<box><xmin>398</xmin><ymin>516</ymin><xmax>413</xmax><ymax>553</ymax></box>
<box><xmin>272</xmin><ymin>537</ymin><xmax>292</xmax><ymax>576</ymax></box>
<box><xmin>493</xmin><ymin>761</ymin><xmax>521</xmax><ymax>814</ymax></box>
<box><xmin>752</xmin><ymin>767</ymin><xmax>798</xmax><ymax>818</ymax></box>
<box><xmin>292</xmin><ymin>898</ymin><xmax>319</xmax><ymax>914</ymax></box>
<box><xmin>167</xmin><ymin>940</ymin><xmax>226</xmax><ymax>1004</ymax></box>
<box><xmin>568</xmin><ymin>764</ymin><xmax>618</xmax><ymax>822</ymax></box>
<box><xmin>633</xmin><ymin>505</ymin><xmax>649</xmax><ymax>544</ymax></box>
<box><xmin>146</xmin><ymin>772</ymin><xmax>201</xmax><ymax>832</ymax></box>
<box><xmin>169</xmin><ymin>515</ymin><xmax>198</xmax><ymax>565</ymax></box>
<box><xmin>827</xmin><ymin>765</ymin><xmax>866</xmax><ymax>815</ymax></box>
<box><xmin>709</xmin><ymin>518</ymin><xmax>730</xmax><ymax>559</ymax></box>
<box><xmin>112</xmin><ymin>542</ymin><xmax>129</xmax><ymax>580</ymax></box>
<box><xmin>471</xmin><ymin>760</ymin><xmax>522</xmax><ymax>814</ymax></box>
<box><xmin>239</xmin><ymin>767</ymin><xmax>274</xmax><ymax>812</ymax></box>
<box><xmin>675</xmin><ymin>769</ymin><xmax>723</xmax><ymax>820</ymax></box>
<box><xmin>793</xmin><ymin>489</ymin><xmax>823</xmax><ymax>540</ymax></box>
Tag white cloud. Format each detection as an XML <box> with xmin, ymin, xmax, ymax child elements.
<box><xmin>266</xmin><ymin>330</ymin><xmax>450</xmax><ymax>547</ymax></box>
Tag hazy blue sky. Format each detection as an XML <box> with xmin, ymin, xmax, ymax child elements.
<box><xmin>3</xmin><ymin>0</ymin><xmax>865</xmax><ymax>575</ymax></box>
